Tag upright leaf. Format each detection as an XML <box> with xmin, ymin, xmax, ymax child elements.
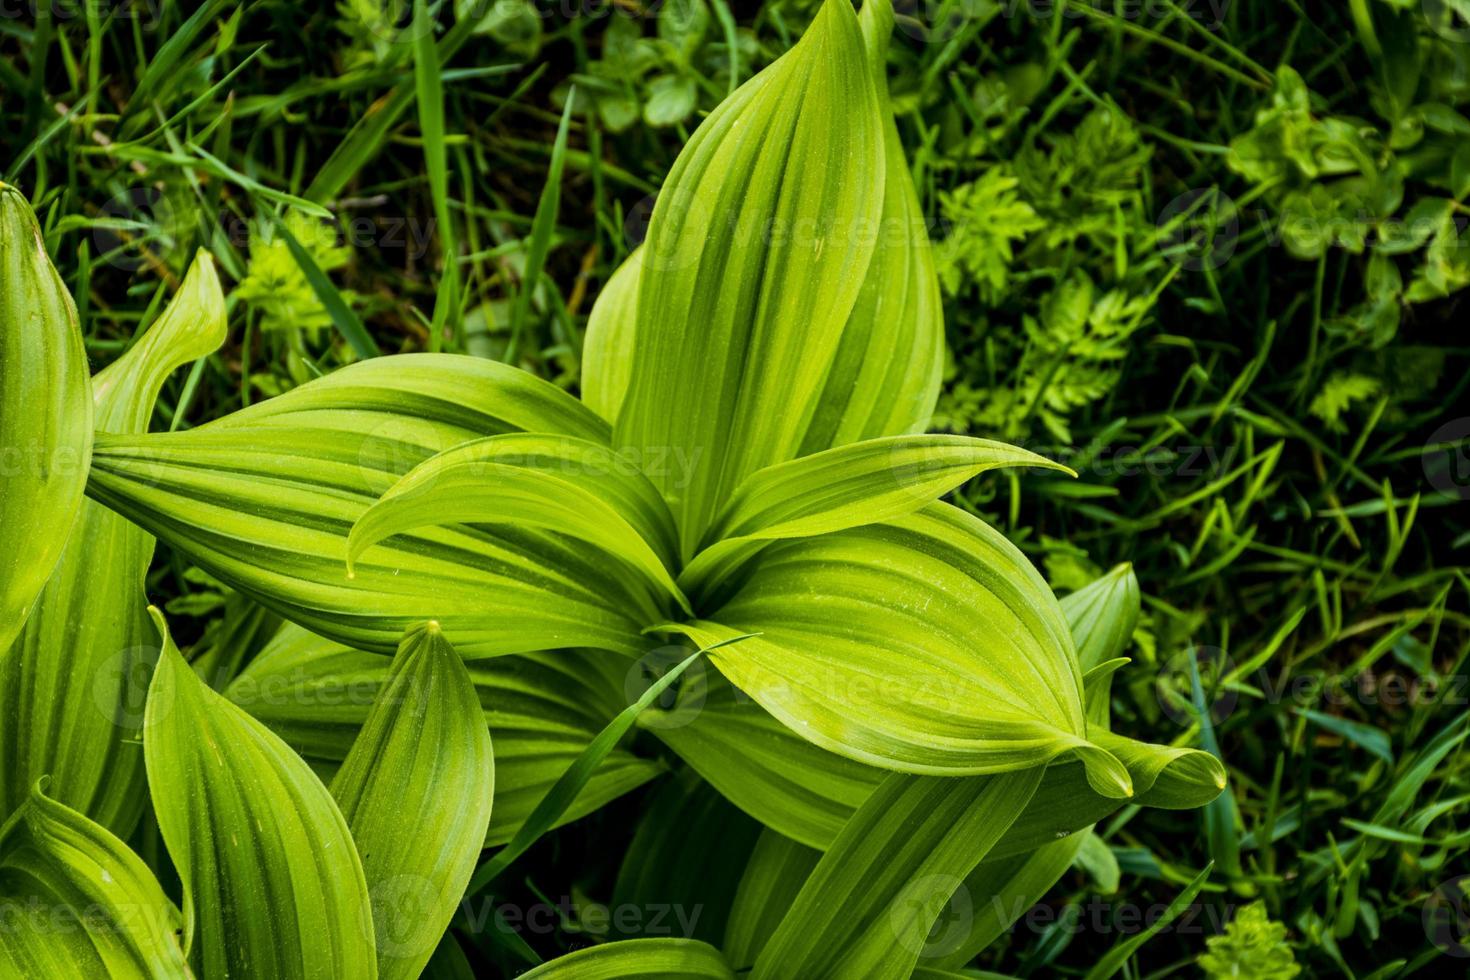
<box><xmin>143</xmin><ymin>609</ymin><xmax>376</xmax><ymax>979</ymax></box>
<box><xmin>1</xmin><ymin>250</ymin><xmax>226</xmax><ymax>836</ymax></box>
<box><xmin>587</xmin><ymin>0</ymin><xmax>944</xmax><ymax>452</ymax></box>
<box><xmin>0</xmin><ymin>183</ymin><xmax>93</xmax><ymax>652</ymax></box>
<box><xmin>614</xmin><ymin>0</ymin><xmax>886</xmax><ymax>557</ymax></box>
<box><xmin>0</xmin><ymin>783</ymin><xmax>188</xmax><ymax>978</ymax></box>
<box><xmin>799</xmin><ymin>0</ymin><xmax>944</xmax><ymax>451</ymax></box>
<box><xmin>331</xmin><ymin>623</ymin><xmax>493</xmax><ymax>980</ymax></box>
<box><xmin>1061</xmin><ymin>563</ymin><xmax>1140</xmax><ymax>725</ymax></box>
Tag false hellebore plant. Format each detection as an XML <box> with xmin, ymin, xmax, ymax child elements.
<box><xmin>0</xmin><ymin>1</ymin><xmax>1224</xmax><ymax>977</ymax></box>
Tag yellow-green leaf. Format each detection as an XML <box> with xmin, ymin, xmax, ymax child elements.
<box><xmin>85</xmin><ymin>355</ymin><xmax>653</xmax><ymax>657</ymax></box>
<box><xmin>751</xmin><ymin>768</ymin><xmax>1044</xmax><ymax>979</ymax></box>
<box><xmin>0</xmin><ymin>183</ymin><xmax>93</xmax><ymax>652</ymax></box>
<box><xmin>664</xmin><ymin>503</ymin><xmax>1131</xmax><ymax>796</ymax></box>
<box><xmin>799</xmin><ymin>0</ymin><xmax>943</xmax><ymax>451</ymax></box>
<box><xmin>330</xmin><ymin>623</ymin><xmax>493</xmax><ymax>980</ymax></box>
<box><xmin>0</xmin><ymin>782</ymin><xmax>188</xmax><ymax>978</ymax></box>
<box><xmin>347</xmin><ymin>433</ymin><xmax>689</xmax><ymax>615</ymax></box>
<box><xmin>681</xmin><ymin>434</ymin><xmax>1070</xmax><ymax>596</ymax></box>
<box><xmin>143</xmin><ymin>609</ymin><xmax>376</xmax><ymax>979</ymax></box>
<box><xmin>581</xmin><ymin>246</ymin><xmax>641</xmax><ymax>423</ymax></box>
<box><xmin>613</xmin><ymin>0</ymin><xmax>887</xmax><ymax>558</ymax></box>
<box><xmin>1</xmin><ymin>249</ymin><xmax>227</xmax><ymax>836</ymax></box>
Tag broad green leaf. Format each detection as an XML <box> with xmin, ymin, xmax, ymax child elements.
<box><xmin>751</xmin><ymin>768</ymin><xmax>1044</xmax><ymax>980</ymax></box>
<box><xmin>799</xmin><ymin>0</ymin><xmax>943</xmax><ymax>452</ymax></box>
<box><xmin>515</xmin><ymin>939</ymin><xmax>735</xmax><ymax>979</ymax></box>
<box><xmin>611</xmin><ymin>769</ymin><xmax>762</xmax><ymax>945</ymax></box>
<box><xmin>581</xmin><ymin>246</ymin><xmax>641</xmax><ymax>423</ymax></box>
<box><xmin>347</xmin><ymin>433</ymin><xmax>689</xmax><ymax>614</ymax></box>
<box><xmin>653</xmin><ymin>551</ymin><xmax>1212</xmax><ymax>851</ymax></box>
<box><xmin>682</xmin><ymin>435</ymin><xmax>1070</xmax><ymax>596</ymax></box>
<box><xmin>0</xmin><ymin>183</ymin><xmax>93</xmax><ymax>652</ymax></box>
<box><xmin>330</xmin><ymin>623</ymin><xmax>493</xmax><ymax>980</ymax></box>
<box><xmin>85</xmin><ymin>355</ymin><xmax>655</xmax><ymax>657</ymax></box>
<box><xmin>664</xmin><ymin>504</ymin><xmax>1131</xmax><ymax>795</ymax></box>
<box><xmin>1</xmin><ymin>249</ymin><xmax>227</xmax><ymax>836</ymax></box>
<box><xmin>0</xmin><ymin>782</ymin><xmax>188</xmax><ymax>978</ymax></box>
<box><xmin>642</xmin><ymin>670</ymin><xmax>881</xmax><ymax>850</ymax></box>
<box><xmin>143</xmin><ymin>609</ymin><xmax>376</xmax><ymax>979</ymax></box>
<box><xmin>723</xmin><ymin>829</ymin><xmax>821</xmax><ymax>969</ymax></box>
<box><xmin>614</xmin><ymin>0</ymin><xmax>886</xmax><ymax>557</ymax></box>
<box><xmin>210</xmin><ymin>353</ymin><xmax>608</xmax><ymax>448</ymax></box>
<box><xmin>225</xmin><ymin>622</ymin><xmax>662</xmax><ymax>848</ymax></box>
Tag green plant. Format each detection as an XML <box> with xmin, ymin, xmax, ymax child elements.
<box><xmin>1198</xmin><ymin>902</ymin><xmax>1302</xmax><ymax>979</ymax></box>
<box><xmin>0</xmin><ymin>2</ymin><xmax>1227</xmax><ymax>977</ymax></box>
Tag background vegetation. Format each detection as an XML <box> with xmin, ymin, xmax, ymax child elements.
<box><xmin>2</xmin><ymin>0</ymin><xmax>1468</xmax><ymax>975</ymax></box>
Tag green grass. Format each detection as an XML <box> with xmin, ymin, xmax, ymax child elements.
<box><xmin>3</xmin><ymin>1</ymin><xmax>1468</xmax><ymax>975</ymax></box>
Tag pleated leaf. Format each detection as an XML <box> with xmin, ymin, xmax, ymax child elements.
<box><xmin>85</xmin><ymin>354</ymin><xmax>654</xmax><ymax>657</ymax></box>
<box><xmin>225</xmin><ymin>622</ymin><xmax>662</xmax><ymax>847</ymax></box>
<box><xmin>516</xmin><ymin>939</ymin><xmax>735</xmax><ymax>979</ymax></box>
<box><xmin>142</xmin><ymin>610</ymin><xmax>376</xmax><ymax>979</ymax></box>
<box><xmin>613</xmin><ymin>0</ymin><xmax>886</xmax><ymax>557</ymax></box>
<box><xmin>347</xmin><ymin>433</ymin><xmax>688</xmax><ymax>614</ymax></box>
<box><xmin>330</xmin><ymin>623</ymin><xmax>493</xmax><ymax>980</ymax></box>
<box><xmin>798</xmin><ymin>0</ymin><xmax>944</xmax><ymax>452</ymax></box>
<box><xmin>1</xmin><ymin>250</ymin><xmax>227</xmax><ymax>836</ymax></box>
<box><xmin>682</xmin><ymin>435</ymin><xmax>1069</xmax><ymax>596</ymax></box>
<box><xmin>0</xmin><ymin>782</ymin><xmax>188</xmax><ymax>978</ymax></box>
<box><xmin>655</xmin><ymin>549</ymin><xmax>1216</xmax><ymax>850</ymax></box>
<box><xmin>664</xmin><ymin>503</ymin><xmax>1131</xmax><ymax>795</ymax></box>
<box><xmin>751</xmin><ymin>768</ymin><xmax>1044</xmax><ymax>980</ymax></box>
<box><xmin>0</xmin><ymin>183</ymin><xmax>93</xmax><ymax>652</ymax></box>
